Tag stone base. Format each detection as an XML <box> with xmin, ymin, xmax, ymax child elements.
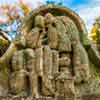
<box><xmin>1</xmin><ymin>94</ymin><xmax>100</xmax><ymax>100</ymax></box>
<box><xmin>81</xmin><ymin>94</ymin><xmax>100</xmax><ymax>100</ymax></box>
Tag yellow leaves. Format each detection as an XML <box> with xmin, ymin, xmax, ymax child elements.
<box><xmin>91</xmin><ymin>18</ymin><xmax>100</xmax><ymax>42</ymax></box>
<box><xmin>1</xmin><ymin>5</ymin><xmax>9</xmax><ymax>10</ymax></box>
<box><xmin>96</xmin><ymin>18</ymin><xmax>100</xmax><ymax>22</ymax></box>
<box><xmin>91</xmin><ymin>25</ymin><xmax>98</xmax><ymax>33</ymax></box>
<box><xmin>0</xmin><ymin>0</ymin><xmax>32</xmax><ymax>23</ymax></box>
<box><xmin>19</xmin><ymin>0</ymin><xmax>31</xmax><ymax>15</ymax></box>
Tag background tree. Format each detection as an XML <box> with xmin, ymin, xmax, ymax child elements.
<box><xmin>91</xmin><ymin>17</ymin><xmax>100</xmax><ymax>51</ymax></box>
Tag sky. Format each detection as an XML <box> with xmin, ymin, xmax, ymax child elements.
<box><xmin>0</xmin><ymin>0</ymin><xmax>100</xmax><ymax>33</ymax></box>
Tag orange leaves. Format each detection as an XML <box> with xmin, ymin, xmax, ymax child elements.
<box><xmin>0</xmin><ymin>0</ymin><xmax>32</xmax><ymax>23</ymax></box>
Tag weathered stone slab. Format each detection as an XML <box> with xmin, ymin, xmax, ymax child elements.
<box><xmin>43</xmin><ymin>46</ymin><xmax>52</xmax><ymax>78</ymax></box>
<box><xmin>51</xmin><ymin>50</ymin><xmax>59</xmax><ymax>76</ymax></box>
<box><xmin>12</xmin><ymin>50</ymin><xmax>26</xmax><ymax>71</ymax></box>
<box><xmin>35</xmin><ymin>47</ymin><xmax>43</xmax><ymax>76</ymax></box>
<box><xmin>25</xmin><ymin>49</ymin><xmax>36</xmax><ymax>72</ymax></box>
<box><xmin>0</xmin><ymin>5</ymin><xmax>99</xmax><ymax>99</ymax></box>
<box><xmin>48</xmin><ymin>25</ymin><xmax>58</xmax><ymax>49</ymax></box>
<box><xmin>26</xmin><ymin>27</ymin><xmax>42</xmax><ymax>48</ymax></box>
<box><xmin>10</xmin><ymin>70</ymin><xmax>28</xmax><ymax>96</ymax></box>
<box><xmin>42</xmin><ymin>46</ymin><xmax>54</xmax><ymax>96</ymax></box>
<box><xmin>59</xmin><ymin>57</ymin><xmax>71</xmax><ymax>66</ymax></box>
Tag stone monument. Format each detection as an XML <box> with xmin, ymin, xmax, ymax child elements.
<box><xmin>0</xmin><ymin>5</ymin><xmax>100</xmax><ymax>100</ymax></box>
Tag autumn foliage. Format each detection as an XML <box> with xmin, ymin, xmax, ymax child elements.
<box><xmin>0</xmin><ymin>0</ymin><xmax>32</xmax><ymax>23</ymax></box>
